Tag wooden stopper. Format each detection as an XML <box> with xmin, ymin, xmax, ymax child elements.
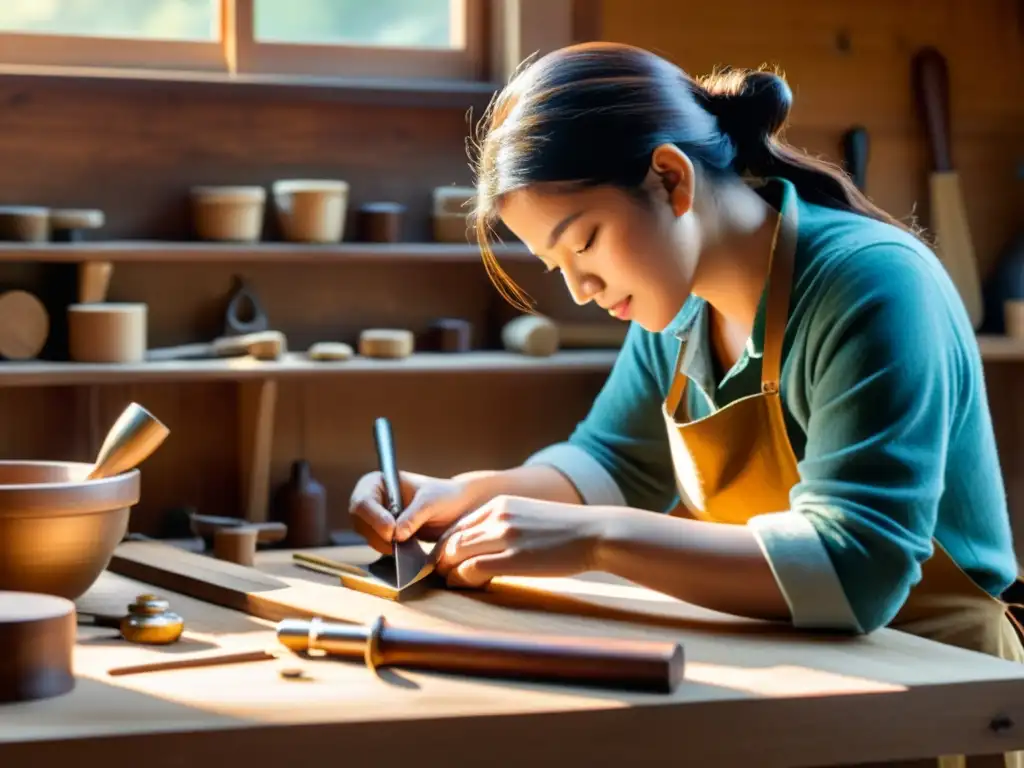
<box><xmin>502</xmin><ymin>315</ymin><xmax>559</xmax><ymax>357</ymax></box>
<box><xmin>0</xmin><ymin>206</ymin><xmax>50</xmax><ymax>242</ymax></box>
<box><xmin>0</xmin><ymin>289</ymin><xmax>49</xmax><ymax>360</ymax></box>
<box><xmin>357</xmin><ymin>202</ymin><xmax>405</xmax><ymax>243</ymax></box>
<box><xmin>67</xmin><ymin>302</ymin><xmax>147</xmax><ymax>363</ymax></box>
<box><xmin>0</xmin><ymin>592</ymin><xmax>76</xmax><ymax>704</ymax></box>
<box><xmin>426</xmin><ymin>318</ymin><xmax>472</xmax><ymax>352</ymax></box>
<box><xmin>307</xmin><ymin>341</ymin><xmax>353</xmax><ymax>361</ymax></box>
<box><xmin>359</xmin><ymin>329</ymin><xmax>415</xmax><ymax>359</ymax></box>
<box><xmin>213</xmin><ymin>527</ymin><xmax>258</xmax><ymax>566</ymax></box>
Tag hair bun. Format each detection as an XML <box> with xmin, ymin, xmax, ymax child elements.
<box><xmin>700</xmin><ymin>70</ymin><xmax>792</xmax><ymax>164</ymax></box>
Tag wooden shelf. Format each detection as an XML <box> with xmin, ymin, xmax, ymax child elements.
<box><xmin>978</xmin><ymin>335</ymin><xmax>1024</xmax><ymax>362</ymax></box>
<box><xmin>0</xmin><ymin>64</ymin><xmax>500</xmax><ymax>110</ymax></box>
<box><xmin>0</xmin><ymin>350</ymin><xmax>618</xmax><ymax>387</ymax></box>
<box><xmin>0</xmin><ymin>241</ymin><xmax>531</xmax><ymax>264</ymax></box>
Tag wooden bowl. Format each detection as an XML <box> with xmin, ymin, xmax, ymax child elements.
<box><xmin>0</xmin><ymin>461</ymin><xmax>140</xmax><ymax>600</ymax></box>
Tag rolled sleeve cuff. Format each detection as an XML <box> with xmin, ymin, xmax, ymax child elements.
<box><xmin>523</xmin><ymin>442</ymin><xmax>627</xmax><ymax>507</ymax></box>
<box><xmin>748</xmin><ymin>510</ymin><xmax>864</xmax><ymax>633</ymax></box>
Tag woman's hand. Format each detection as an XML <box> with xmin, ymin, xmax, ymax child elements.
<box><xmin>434</xmin><ymin>495</ymin><xmax>607</xmax><ymax>588</ymax></box>
<box><xmin>348</xmin><ymin>470</ymin><xmax>477</xmax><ymax>554</ymax></box>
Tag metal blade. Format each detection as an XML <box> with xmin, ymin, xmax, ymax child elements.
<box><xmin>392</xmin><ymin>537</ymin><xmax>433</xmax><ymax>590</ymax></box>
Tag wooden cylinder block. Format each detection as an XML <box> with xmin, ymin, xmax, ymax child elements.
<box><xmin>427</xmin><ymin>318</ymin><xmax>472</xmax><ymax>352</ymax></box>
<box><xmin>432</xmin><ymin>186</ymin><xmax>475</xmax><ymax>216</ymax></box>
<box><xmin>191</xmin><ymin>186</ymin><xmax>266</xmax><ymax>243</ymax></box>
<box><xmin>502</xmin><ymin>315</ymin><xmax>559</xmax><ymax>357</ymax></box>
<box><xmin>272</xmin><ymin>179</ymin><xmax>349</xmax><ymax>243</ymax></box>
<box><xmin>0</xmin><ymin>290</ymin><xmax>49</xmax><ymax>360</ymax></box>
<box><xmin>359</xmin><ymin>329</ymin><xmax>415</xmax><ymax>359</ymax></box>
<box><xmin>357</xmin><ymin>202</ymin><xmax>405</xmax><ymax>243</ymax></box>
<box><xmin>0</xmin><ymin>206</ymin><xmax>49</xmax><ymax>242</ymax></box>
<box><xmin>307</xmin><ymin>341</ymin><xmax>354</xmax><ymax>361</ymax></box>
<box><xmin>0</xmin><ymin>591</ymin><xmax>76</xmax><ymax>704</ymax></box>
<box><xmin>1006</xmin><ymin>299</ymin><xmax>1024</xmax><ymax>339</ymax></box>
<box><xmin>68</xmin><ymin>302</ymin><xmax>147</xmax><ymax>363</ymax></box>
<box><xmin>432</xmin><ymin>213</ymin><xmax>470</xmax><ymax>243</ymax></box>
<box><xmin>213</xmin><ymin>527</ymin><xmax>258</xmax><ymax>567</ymax></box>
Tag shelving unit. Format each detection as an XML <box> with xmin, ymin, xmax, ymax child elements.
<box><xmin>0</xmin><ymin>241</ymin><xmax>533</xmax><ymax>264</ymax></box>
<box><xmin>0</xmin><ymin>350</ymin><xmax>618</xmax><ymax>387</ymax></box>
<box><xmin>976</xmin><ymin>335</ymin><xmax>1024</xmax><ymax>363</ymax></box>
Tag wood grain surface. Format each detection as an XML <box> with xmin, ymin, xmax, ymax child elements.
<box><xmin>2</xmin><ymin>545</ymin><xmax>1023</xmax><ymax>767</ymax></box>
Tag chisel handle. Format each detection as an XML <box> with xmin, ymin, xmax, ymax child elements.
<box><xmin>278</xmin><ymin>616</ymin><xmax>684</xmax><ymax>693</ymax></box>
<box><xmin>379</xmin><ymin>623</ymin><xmax>683</xmax><ymax>693</ymax></box>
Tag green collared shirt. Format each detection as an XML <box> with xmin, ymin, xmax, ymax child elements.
<box><xmin>526</xmin><ymin>177</ymin><xmax>1018</xmax><ymax>633</ymax></box>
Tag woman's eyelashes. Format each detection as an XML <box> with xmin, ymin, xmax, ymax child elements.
<box><xmin>575</xmin><ymin>225</ymin><xmax>600</xmax><ymax>255</ymax></box>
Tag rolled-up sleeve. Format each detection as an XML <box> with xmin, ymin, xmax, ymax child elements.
<box><xmin>524</xmin><ymin>321</ymin><xmax>681</xmax><ymax>513</ymax></box>
<box><xmin>750</xmin><ymin>245</ymin><xmax>956</xmax><ymax>634</ymax></box>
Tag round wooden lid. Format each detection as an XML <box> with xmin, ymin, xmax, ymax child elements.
<box><xmin>0</xmin><ymin>290</ymin><xmax>49</xmax><ymax>360</ymax></box>
<box><xmin>49</xmin><ymin>208</ymin><xmax>105</xmax><ymax>231</ymax></box>
<box><xmin>0</xmin><ymin>592</ymin><xmax>76</xmax><ymax>704</ymax></box>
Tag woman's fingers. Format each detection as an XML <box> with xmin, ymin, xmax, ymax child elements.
<box><xmin>448</xmin><ymin>550</ymin><xmax>529</xmax><ymax>588</ymax></box>
<box><xmin>433</xmin><ymin>504</ymin><xmax>503</xmax><ymax>573</ymax></box>
<box><xmin>348</xmin><ymin>472</ymin><xmax>397</xmax><ymax>546</ymax></box>
<box><xmin>351</xmin><ymin>513</ymin><xmax>393</xmax><ymax>555</ymax></box>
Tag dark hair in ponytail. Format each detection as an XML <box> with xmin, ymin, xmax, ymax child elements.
<box><xmin>471</xmin><ymin>42</ymin><xmax>918</xmax><ymax>311</ymax></box>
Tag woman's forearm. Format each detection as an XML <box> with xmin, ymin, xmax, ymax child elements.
<box><xmin>593</xmin><ymin>506</ymin><xmax>791</xmax><ymax>623</ymax></box>
<box><xmin>453</xmin><ymin>465</ymin><xmax>584</xmax><ymax>506</ymax></box>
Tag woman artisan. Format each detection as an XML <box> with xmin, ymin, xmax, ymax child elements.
<box><xmin>349</xmin><ymin>43</ymin><xmax>1023</xmax><ymax>690</ymax></box>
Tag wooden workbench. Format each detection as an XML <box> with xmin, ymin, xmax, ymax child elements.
<box><xmin>1</xmin><ymin>544</ymin><xmax>1023</xmax><ymax>768</ymax></box>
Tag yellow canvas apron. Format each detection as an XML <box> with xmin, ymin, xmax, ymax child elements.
<box><xmin>662</xmin><ymin>195</ymin><xmax>1024</xmax><ymax>768</ymax></box>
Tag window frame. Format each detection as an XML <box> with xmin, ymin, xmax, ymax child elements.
<box><xmin>0</xmin><ymin>0</ymin><xmax>506</xmax><ymax>82</ymax></box>
<box><xmin>231</xmin><ymin>0</ymin><xmax>488</xmax><ymax>81</ymax></box>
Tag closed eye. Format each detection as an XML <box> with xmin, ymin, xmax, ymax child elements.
<box><xmin>575</xmin><ymin>225</ymin><xmax>599</xmax><ymax>255</ymax></box>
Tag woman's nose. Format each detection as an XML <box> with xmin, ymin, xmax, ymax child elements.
<box><xmin>564</xmin><ymin>271</ymin><xmax>603</xmax><ymax>306</ymax></box>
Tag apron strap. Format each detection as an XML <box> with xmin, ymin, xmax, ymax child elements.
<box><xmin>760</xmin><ymin>194</ymin><xmax>799</xmax><ymax>392</ymax></box>
<box><xmin>665</xmin><ymin>336</ymin><xmax>690</xmax><ymax>418</ymax></box>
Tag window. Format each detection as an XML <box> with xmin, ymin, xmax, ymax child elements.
<box><xmin>0</xmin><ymin>0</ymin><xmax>486</xmax><ymax>80</ymax></box>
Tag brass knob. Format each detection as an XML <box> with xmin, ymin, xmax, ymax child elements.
<box><xmin>119</xmin><ymin>593</ymin><xmax>184</xmax><ymax>645</ymax></box>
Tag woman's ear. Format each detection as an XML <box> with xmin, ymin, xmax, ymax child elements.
<box><xmin>644</xmin><ymin>143</ymin><xmax>695</xmax><ymax>218</ymax></box>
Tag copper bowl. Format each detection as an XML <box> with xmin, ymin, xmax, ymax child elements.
<box><xmin>0</xmin><ymin>460</ymin><xmax>140</xmax><ymax>600</ymax></box>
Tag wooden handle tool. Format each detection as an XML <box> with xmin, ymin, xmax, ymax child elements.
<box><xmin>841</xmin><ymin>125</ymin><xmax>870</xmax><ymax>192</ymax></box>
<box><xmin>146</xmin><ymin>330</ymin><xmax>286</xmax><ymax>362</ymax></box>
<box><xmin>911</xmin><ymin>46</ymin><xmax>984</xmax><ymax>329</ymax></box>
<box><xmin>277</xmin><ymin>615</ymin><xmax>684</xmax><ymax>693</ymax></box>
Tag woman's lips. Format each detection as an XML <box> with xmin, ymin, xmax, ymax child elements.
<box><xmin>608</xmin><ymin>296</ymin><xmax>632</xmax><ymax>320</ymax></box>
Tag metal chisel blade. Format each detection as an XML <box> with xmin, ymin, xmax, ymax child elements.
<box><xmin>393</xmin><ymin>537</ymin><xmax>433</xmax><ymax>590</ymax></box>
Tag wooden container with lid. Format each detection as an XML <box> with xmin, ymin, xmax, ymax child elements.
<box><xmin>0</xmin><ymin>592</ymin><xmax>76</xmax><ymax>704</ymax></box>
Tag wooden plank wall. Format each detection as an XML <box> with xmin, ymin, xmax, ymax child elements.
<box><xmin>1</xmin><ymin>0</ymin><xmax>1022</xmax><ymax>554</ymax></box>
<box><xmin>601</xmin><ymin>0</ymin><xmax>1024</xmax><ymax>560</ymax></box>
<box><xmin>0</xmin><ymin>79</ymin><xmax>610</xmax><ymax>534</ymax></box>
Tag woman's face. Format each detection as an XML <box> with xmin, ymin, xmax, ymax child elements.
<box><xmin>497</xmin><ymin>172</ymin><xmax>701</xmax><ymax>332</ymax></box>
